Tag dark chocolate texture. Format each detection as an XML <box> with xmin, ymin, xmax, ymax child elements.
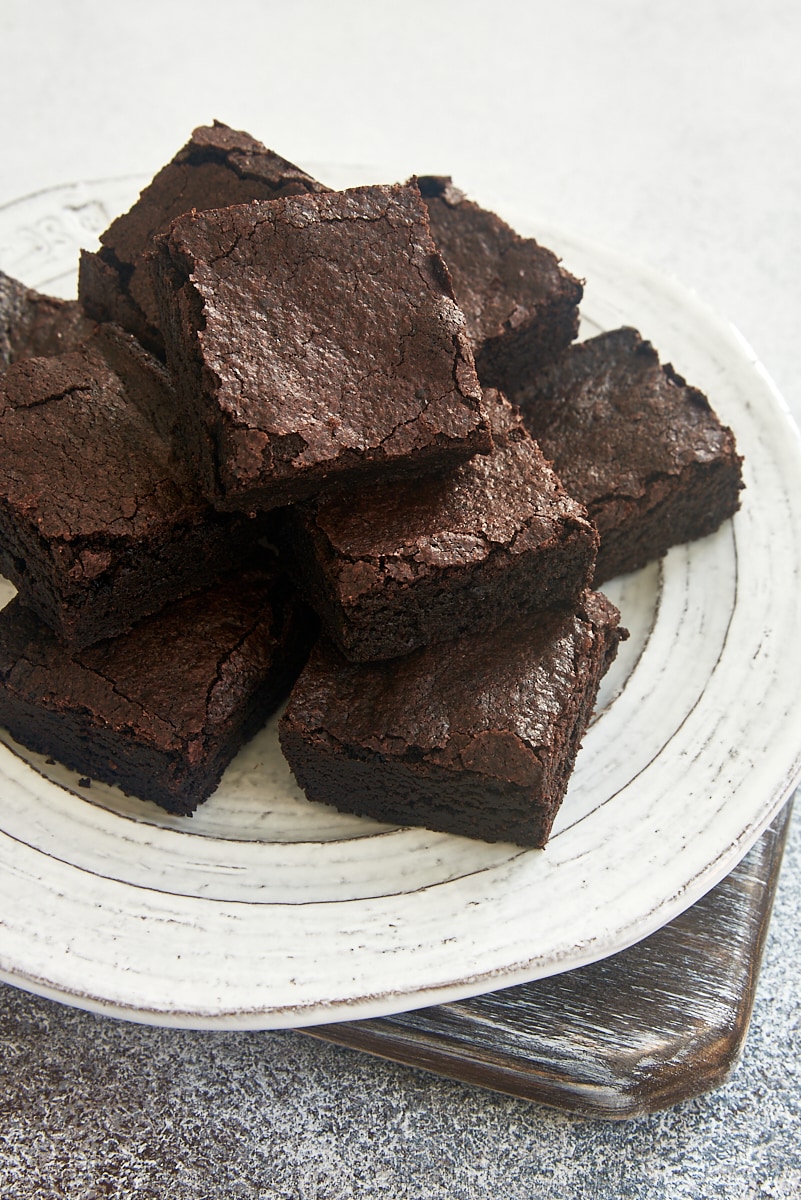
<box><xmin>284</xmin><ymin>390</ymin><xmax>598</xmax><ymax>661</ymax></box>
<box><xmin>515</xmin><ymin>327</ymin><xmax>744</xmax><ymax>582</ymax></box>
<box><xmin>416</xmin><ymin>176</ymin><xmax>583</xmax><ymax>394</ymax></box>
<box><xmin>1</xmin><ymin>269</ymin><xmax>94</xmax><ymax>370</ymax></box>
<box><xmin>0</xmin><ymin>564</ymin><xmax>313</xmax><ymax>814</ymax></box>
<box><xmin>279</xmin><ymin>591</ymin><xmax>625</xmax><ymax>848</ymax></box>
<box><xmin>152</xmin><ymin>183</ymin><xmax>492</xmax><ymax>513</ymax></box>
<box><xmin>78</xmin><ymin>121</ymin><xmax>327</xmax><ymax>356</ymax></box>
<box><xmin>0</xmin><ymin>324</ymin><xmax>267</xmax><ymax>647</ymax></box>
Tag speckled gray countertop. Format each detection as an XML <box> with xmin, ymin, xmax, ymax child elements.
<box><xmin>1</xmin><ymin>2</ymin><xmax>800</xmax><ymax>1196</ymax></box>
<box><xmin>0</xmin><ymin>802</ymin><xmax>798</xmax><ymax>1198</ymax></box>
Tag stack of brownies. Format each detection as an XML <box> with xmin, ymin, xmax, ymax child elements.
<box><xmin>0</xmin><ymin>123</ymin><xmax>743</xmax><ymax>846</ymax></box>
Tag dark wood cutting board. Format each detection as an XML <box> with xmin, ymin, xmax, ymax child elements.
<box><xmin>304</xmin><ymin>800</ymin><xmax>793</xmax><ymax>1119</ymax></box>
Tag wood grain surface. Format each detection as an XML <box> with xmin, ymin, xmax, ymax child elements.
<box><xmin>306</xmin><ymin>801</ymin><xmax>792</xmax><ymax>1119</ymax></box>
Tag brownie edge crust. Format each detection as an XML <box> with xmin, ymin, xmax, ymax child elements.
<box><xmin>0</xmin><ymin>324</ymin><xmax>267</xmax><ymax>648</ymax></box>
<box><xmin>151</xmin><ymin>183</ymin><xmax>491</xmax><ymax>512</ymax></box>
<box><xmin>516</xmin><ymin>327</ymin><xmax>744</xmax><ymax>583</ymax></box>
<box><xmin>279</xmin><ymin>591</ymin><xmax>625</xmax><ymax>848</ymax></box>
<box><xmin>78</xmin><ymin>121</ymin><xmax>326</xmax><ymax>356</ymax></box>
<box><xmin>282</xmin><ymin>391</ymin><xmax>599</xmax><ymax>662</ymax></box>
<box><xmin>416</xmin><ymin>176</ymin><xmax>583</xmax><ymax>394</ymax></box>
<box><xmin>0</xmin><ymin>566</ymin><xmax>314</xmax><ymax>815</ymax></box>
<box><xmin>1</xmin><ymin>268</ymin><xmax>95</xmax><ymax>369</ymax></box>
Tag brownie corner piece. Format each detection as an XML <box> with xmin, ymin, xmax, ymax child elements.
<box><xmin>0</xmin><ymin>565</ymin><xmax>315</xmax><ymax>815</ymax></box>
<box><xmin>516</xmin><ymin>326</ymin><xmax>744</xmax><ymax>582</ymax></box>
<box><xmin>283</xmin><ymin>389</ymin><xmax>598</xmax><ymax>661</ymax></box>
<box><xmin>279</xmin><ymin>590</ymin><xmax>625</xmax><ymax>848</ymax></box>
<box><xmin>0</xmin><ymin>323</ymin><xmax>266</xmax><ymax>647</ymax></box>
<box><xmin>1</xmin><ymin>268</ymin><xmax>95</xmax><ymax>369</ymax></box>
<box><xmin>152</xmin><ymin>183</ymin><xmax>491</xmax><ymax>512</ymax></box>
<box><xmin>415</xmin><ymin>175</ymin><xmax>583</xmax><ymax>394</ymax></box>
<box><xmin>78</xmin><ymin>120</ymin><xmax>326</xmax><ymax>355</ymax></box>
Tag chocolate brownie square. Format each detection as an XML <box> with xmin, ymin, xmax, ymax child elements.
<box><xmin>1</xmin><ymin>268</ymin><xmax>94</xmax><ymax>369</ymax></box>
<box><xmin>0</xmin><ymin>563</ymin><xmax>313</xmax><ymax>814</ymax></box>
<box><xmin>152</xmin><ymin>183</ymin><xmax>491</xmax><ymax>513</ymax></box>
<box><xmin>515</xmin><ymin>327</ymin><xmax>744</xmax><ymax>582</ymax></box>
<box><xmin>0</xmin><ymin>323</ymin><xmax>267</xmax><ymax>648</ymax></box>
<box><xmin>283</xmin><ymin>390</ymin><xmax>598</xmax><ymax>661</ymax></box>
<box><xmin>279</xmin><ymin>591</ymin><xmax>625</xmax><ymax>848</ymax></box>
<box><xmin>78</xmin><ymin>121</ymin><xmax>327</xmax><ymax>356</ymax></box>
<box><xmin>416</xmin><ymin>176</ymin><xmax>583</xmax><ymax>394</ymax></box>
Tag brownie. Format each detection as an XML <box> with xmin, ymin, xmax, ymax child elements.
<box><xmin>0</xmin><ymin>563</ymin><xmax>313</xmax><ymax>814</ymax></box>
<box><xmin>1</xmin><ymin>268</ymin><xmax>94</xmax><ymax>370</ymax></box>
<box><xmin>416</xmin><ymin>176</ymin><xmax>583</xmax><ymax>394</ymax></box>
<box><xmin>283</xmin><ymin>390</ymin><xmax>599</xmax><ymax>661</ymax></box>
<box><xmin>152</xmin><ymin>183</ymin><xmax>492</xmax><ymax>513</ymax></box>
<box><xmin>0</xmin><ymin>323</ymin><xmax>268</xmax><ymax>648</ymax></box>
<box><xmin>280</xmin><ymin>591</ymin><xmax>624</xmax><ymax>848</ymax></box>
<box><xmin>515</xmin><ymin>327</ymin><xmax>745</xmax><ymax>583</ymax></box>
<box><xmin>78</xmin><ymin>121</ymin><xmax>327</xmax><ymax>356</ymax></box>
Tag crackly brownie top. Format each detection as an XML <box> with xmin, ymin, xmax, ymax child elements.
<box><xmin>515</xmin><ymin>327</ymin><xmax>741</xmax><ymax>507</ymax></box>
<box><xmin>159</xmin><ymin>183</ymin><xmax>488</xmax><ymax>481</ymax></box>
<box><xmin>416</xmin><ymin>176</ymin><xmax>583</xmax><ymax>348</ymax></box>
<box><xmin>284</xmin><ymin>591</ymin><xmax>622</xmax><ymax>783</ymax></box>
<box><xmin>95</xmin><ymin>121</ymin><xmax>327</xmax><ymax>335</ymax></box>
<box><xmin>0</xmin><ymin>565</ymin><xmax>292</xmax><ymax>747</ymax></box>
<box><xmin>297</xmin><ymin>390</ymin><xmax>595</xmax><ymax>602</ymax></box>
<box><xmin>0</xmin><ymin>324</ymin><xmax>202</xmax><ymax>550</ymax></box>
<box><xmin>1</xmin><ymin>269</ymin><xmax>94</xmax><ymax>369</ymax></box>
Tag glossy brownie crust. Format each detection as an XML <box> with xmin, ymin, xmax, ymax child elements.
<box><xmin>0</xmin><ymin>325</ymin><xmax>265</xmax><ymax>647</ymax></box>
<box><xmin>0</xmin><ymin>566</ymin><xmax>313</xmax><ymax>814</ymax></box>
<box><xmin>417</xmin><ymin>176</ymin><xmax>582</xmax><ymax>394</ymax></box>
<box><xmin>78</xmin><ymin>121</ymin><xmax>326</xmax><ymax>356</ymax></box>
<box><xmin>284</xmin><ymin>391</ymin><xmax>599</xmax><ymax>661</ymax></box>
<box><xmin>516</xmin><ymin>328</ymin><xmax>744</xmax><ymax>582</ymax></box>
<box><xmin>279</xmin><ymin>591</ymin><xmax>625</xmax><ymax>847</ymax></box>
<box><xmin>152</xmin><ymin>184</ymin><xmax>491</xmax><ymax>512</ymax></box>
<box><xmin>1</xmin><ymin>269</ymin><xmax>94</xmax><ymax>369</ymax></box>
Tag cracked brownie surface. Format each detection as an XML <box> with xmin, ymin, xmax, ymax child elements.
<box><xmin>416</xmin><ymin>176</ymin><xmax>582</xmax><ymax>394</ymax></box>
<box><xmin>0</xmin><ymin>324</ymin><xmax>266</xmax><ymax>647</ymax></box>
<box><xmin>279</xmin><ymin>590</ymin><xmax>625</xmax><ymax>847</ymax></box>
<box><xmin>78</xmin><ymin>121</ymin><xmax>326</xmax><ymax>356</ymax></box>
<box><xmin>1</xmin><ymin>268</ymin><xmax>95</xmax><ymax>369</ymax></box>
<box><xmin>283</xmin><ymin>391</ymin><xmax>598</xmax><ymax>661</ymax></box>
<box><xmin>152</xmin><ymin>183</ymin><xmax>491</xmax><ymax>512</ymax></box>
<box><xmin>0</xmin><ymin>563</ymin><xmax>313</xmax><ymax>814</ymax></box>
<box><xmin>515</xmin><ymin>327</ymin><xmax>744</xmax><ymax>582</ymax></box>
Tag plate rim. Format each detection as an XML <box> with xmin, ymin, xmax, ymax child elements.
<box><xmin>0</xmin><ymin>175</ymin><xmax>800</xmax><ymax>1029</ymax></box>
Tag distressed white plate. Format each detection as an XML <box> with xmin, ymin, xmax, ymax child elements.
<box><xmin>0</xmin><ymin>171</ymin><xmax>800</xmax><ymax>1029</ymax></box>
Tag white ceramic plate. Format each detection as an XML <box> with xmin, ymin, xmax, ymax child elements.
<box><xmin>1</xmin><ymin>171</ymin><xmax>800</xmax><ymax>1030</ymax></box>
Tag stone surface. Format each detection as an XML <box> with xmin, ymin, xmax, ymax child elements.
<box><xmin>0</xmin><ymin>2</ymin><xmax>799</xmax><ymax>1196</ymax></box>
<box><xmin>0</xmin><ymin>801</ymin><xmax>797</xmax><ymax>1198</ymax></box>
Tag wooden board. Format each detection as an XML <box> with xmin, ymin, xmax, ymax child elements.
<box><xmin>305</xmin><ymin>801</ymin><xmax>792</xmax><ymax>1119</ymax></box>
